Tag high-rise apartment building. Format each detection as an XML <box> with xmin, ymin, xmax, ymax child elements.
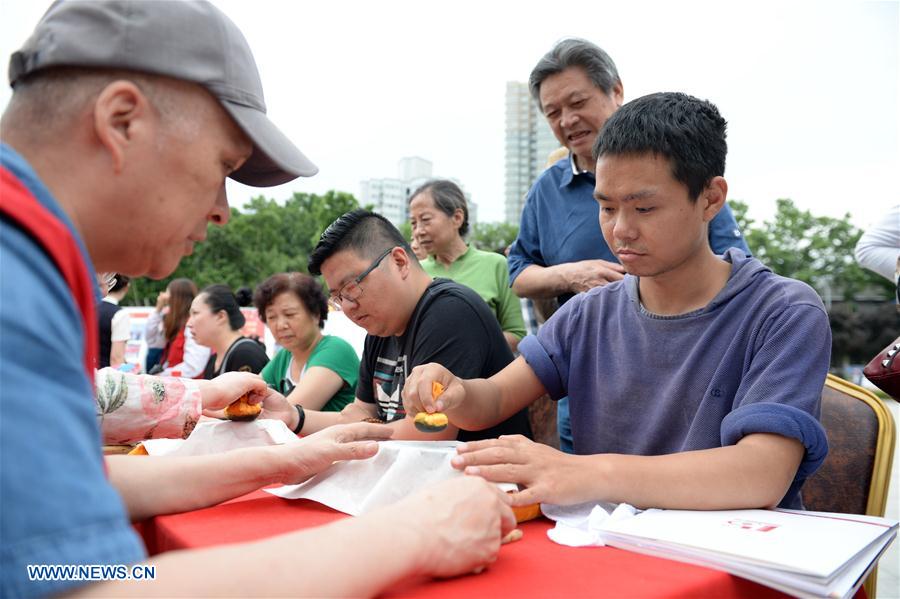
<box><xmin>504</xmin><ymin>81</ymin><xmax>559</xmax><ymax>224</ymax></box>
<box><xmin>360</xmin><ymin>157</ymin><xmax>475</xmax><ymax>228</ymax></box>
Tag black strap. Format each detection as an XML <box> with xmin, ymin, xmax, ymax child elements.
<box><xmin>220</xmin><ymin>337</ymin><xmax>259</xmax><ymax>372</ymax></box>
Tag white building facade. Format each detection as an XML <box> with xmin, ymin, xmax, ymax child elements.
<box><xmin>504</xmin><ymin>81</ymin><xmax>559</xmax><ymax>224</ymax></box>
<box><xmin>360</xmin><ymin>157</ymin><xmax>476</xmax><ymax>228</ymax></box>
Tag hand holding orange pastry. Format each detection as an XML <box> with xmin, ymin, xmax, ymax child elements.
<box><xmin>413</xmin><ymin>381</ymin><xmax>449</xmax><ymax>433</ymax></box>
<box><xmin>224</xmin><ymin>392</ymin><xmax>262</xmax><ymax>421</ymax></box>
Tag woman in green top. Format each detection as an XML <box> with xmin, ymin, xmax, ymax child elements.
<box><xmin>409</xmin><ymin>179</ymin><xmax>526</xmax><ymax>352</ymax></box>
<box><xmin>253</xmin><ymin>273</ymin><xmax>359</xmax><ymax>434</ymax></box>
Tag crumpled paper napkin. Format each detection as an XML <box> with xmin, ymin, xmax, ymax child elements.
<box><xmin>541</xmin><ymin>501</ymin><xmax>639</xmax><ymax>546</ymax></box>
<box><xmin>266</xmin><ymin>440</ymin><xmax>515</xmax><ymax>515</ymax></box>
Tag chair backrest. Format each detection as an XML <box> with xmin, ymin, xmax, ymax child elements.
<box><xmin>802</xmin><ymin>374</ymin><xmax>895</xmax><ymax>517</ymax></box>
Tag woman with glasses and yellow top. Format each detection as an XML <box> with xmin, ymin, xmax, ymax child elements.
<box><xmin>253</xmin><ymin>273</ymin><xmax>359</xmax><ymax>435</ymax></box>
<box><xmin>409</xmin><ymin>180</ymin><xmax>526</xmax><ymax>352</ymax></box>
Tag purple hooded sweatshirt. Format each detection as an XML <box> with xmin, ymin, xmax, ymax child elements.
<box><xmin>519</xmin><ymin>248</ymin><xmax>830</xmax><ymax>509</ymax></box>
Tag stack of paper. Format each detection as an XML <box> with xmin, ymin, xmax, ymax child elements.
<box><xmin>597</xmin><ymin>508</ymin><xmax>897</xmax><ymax>599</ymax></box>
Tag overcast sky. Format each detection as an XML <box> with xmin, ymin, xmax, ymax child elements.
<box><xmin>2</xmin><ymin>0</ymin><xmax>897</xmax><ymax>230</ymax></box>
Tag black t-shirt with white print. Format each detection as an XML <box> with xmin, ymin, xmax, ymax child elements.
<box><xmin>356</xmin><ymin>278</ymin><xmax>531</xmax><ymax>441</ymax></box>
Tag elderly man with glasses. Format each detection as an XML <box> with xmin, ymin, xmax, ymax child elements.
<box><xmin>307</xmin><ymin>209</ymin><xmax>532</xmax><ymax>441</ymax></box>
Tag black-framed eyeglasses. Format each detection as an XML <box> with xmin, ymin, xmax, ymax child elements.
<box><xmin>328</xmin><ymin>247</ymin><xmax>394</xmax><ymax>311</ymax></box>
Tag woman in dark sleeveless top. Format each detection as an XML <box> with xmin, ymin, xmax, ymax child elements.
<box><xmin>187</xmin><ymin>284</ymin><xmax>269</xmax><ymax>378</ymax></box>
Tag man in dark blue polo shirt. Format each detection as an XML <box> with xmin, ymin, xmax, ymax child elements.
<box><xmin>507</xmin><ymin>39</ymin><xmax>751</xmax><ymax>451</ymax></box>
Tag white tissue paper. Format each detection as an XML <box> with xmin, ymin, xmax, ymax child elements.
<box><xmin>541</xmin><ymin>501</ymin><xmax>639</xmax><ymax>547</ymax></box>
<box><xmin>266</xmin><ymin>440</ymin><xmax>515</xmax><ymax>515</ymax></box>
<box><xmin>139</xmin><ymin>419</ymin><xmax>299</xmax><ymax>456</ymax></box>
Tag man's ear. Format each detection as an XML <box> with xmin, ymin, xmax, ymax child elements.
<box><xmin>610</xmin><ymin>80</ymin><xmax>625</xmax><ymax>108</ymax></box>
<box><xmin>393</xmin><ymin>246</ymin><xmax>412</xmax><ymax>279</ymax></box>
<box><xmin>92</xmin><ymin>80</ymin><xmax>153</xmax><ymax>174</ymax></box>
<box><xmin>700</xmin><ymin>176</ymin><xmax>728</xmax><ymax>222</ymax></box>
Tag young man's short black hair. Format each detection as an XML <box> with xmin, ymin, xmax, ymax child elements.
<box><xmin>592</xmin><ymin>92</ymin><xmax>727</xmax><ymax>201</ymax></box>
<box><xmin>307</xmin><ymin>209</ymin><xmax>415</xmax><ymax>276</ymax></box>
<box><xmin>108</xmin><ymin>273</ymin><xmax>130</xmax><ymax>294</ymax></box>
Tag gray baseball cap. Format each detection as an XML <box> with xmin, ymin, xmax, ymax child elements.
<box><xmin>8</xmin><ymin>0</ymin><xmax>317</xmax><ymax>186</ymax></box>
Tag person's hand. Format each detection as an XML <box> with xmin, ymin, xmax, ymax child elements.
<box><xmin>336</xmin><ymin>401</ymin><xmax>376</xmax><ymax>424</ymax></box>
<box><xmin>562</xmin><ymin>259</ymin><xmax>625</xmax><ymax>293</ymax></box>
<box><xmin>271</xmin><ymin>422</ymin><xmax>393</xmax><ymax>485</ymax></box>
<box><xmin>155</xmin><ymin>290</ymin><xmax>170</xmax><ymax>311</ymax></box>
<box><xmin>391</xmin><ymin>477</ymin><xmax>516</xmax><ymax>578</ymax></box>
<box><xmin>257</xmin><ymin>390</ymin><xmax>296</xmax><ymax>428</ymax></box>
<box><xmin>199</xmin><ymin>371</ymin><xmax>270</xmax><ymax>414</ymax></box>
<box><xmin>452</xmin><ymin>435</ymin><xmax>591</xmax><ymax>507</ymax></box>
<box><xmin>402</xmin><ymin>363</ymin><xmax>462</xmax><ymax>416</ymax></box>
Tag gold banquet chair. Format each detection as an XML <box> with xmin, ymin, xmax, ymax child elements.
<box><xmin>801</xmin><ymin>373</ymin><xmax>896</xmax><ymax>598</ymax></box>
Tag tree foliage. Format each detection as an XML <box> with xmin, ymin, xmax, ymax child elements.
<box><xmin>730</xmin><ymin>198</ymin><xmax>886</xmax><ymax>301</ymax></box>
<box><xmin>469</xmin><ymin>222</ymin><xmax>519</xmax><ymax>253</ymax></box>
<box><xmin>729</xmin><ymin>198</ymin><xmax>896</xmax><ymax>367</ymax></box>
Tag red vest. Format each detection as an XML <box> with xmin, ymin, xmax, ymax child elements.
<box><xmin>0</xmin><ymin>165</ymin><xmax>99</xmax><ymax>381</ymax></box>
<box><xmin>161</xmin><ymin>327</ymin><xmax>187</xmax><ymax>370</ymax></box>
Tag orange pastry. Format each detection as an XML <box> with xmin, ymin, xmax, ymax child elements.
<box><xmin>512</xmin><ymin>503</ymin><xmax>542</xmax><ymax>523</ymax></box>
<box><xmin>127</xmin><ymin>443</ymin><xmax>149</xmax><ymax>456</ymax></box>
<box><xmin>224</xmin><ymin>393</ymin><xmax>261</xmax><ymax>421</ymax></box>
<box><xmin>414</xmin><ymin>411</ymin><xmax>448</xmax><ymax>432</ymax></box>
<box><xmin>414</xmin><ymin>381</ymin><xmax>449</xmax><ymax>433</ymax></box>
<box><xmin>507</xmin><ymin>491</ymin><xmax>541</xmax><ymax>523</ymax></box>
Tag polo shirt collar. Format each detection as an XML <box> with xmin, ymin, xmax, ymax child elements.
<box><xmin>427</xmin><ymin>244</ymin><xmax>472</xmax><ymax>272</ymax></box>
<box><xmin>559</xmin><ymin>151</ymin><xmax>594</xmax><ymax>189</ymax></box>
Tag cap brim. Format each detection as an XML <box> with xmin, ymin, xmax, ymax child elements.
<box><xmin>221</xmin><ymin>101</ymin><xmax>318</xmax><ymax>187</ymax></box>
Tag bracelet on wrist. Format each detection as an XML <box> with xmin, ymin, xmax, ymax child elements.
<box><xmin>292</xmin><ymin>404</ymin><xmax>306</xmax><ymax>435</ymax></box>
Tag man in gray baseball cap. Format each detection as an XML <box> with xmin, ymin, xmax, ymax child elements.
<box><xmin>0</xmin><ymin>1</ymin><xmax>514</xmax><ymax>596</ymax></box>
<box><xmin>9</xmin><ymin>0</ymin><xmax>317</xmax><ymax>186</ymax></box>
<box><xmin>3</xmin><ymin>0</ymin><xmax>320</xmax><ymax>279</ymax></box>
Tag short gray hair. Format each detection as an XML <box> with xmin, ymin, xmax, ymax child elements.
<box><xmin>2</xmin><ymin>67</ymin><xmax>201</xmax><ymax>142</ymax></box>
<box><xmin>529</xmin><ymin>39</ymin><xmax>621</xmax><ymax>113</ymax></box>
<box><xmin>408</xmin><ymin>179</ymin><xmax>469</xmax><ymax>238</ymax></box>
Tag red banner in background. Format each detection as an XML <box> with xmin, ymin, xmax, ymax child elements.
<box><xmin>239</xmin><ymin>307</ymin><xmax>265</xmax><ymax>340</ymax></box>
<box><xmin>117</xmin><ymin>306</ymin><xmax>362</xmax><ymax>372</ymax></box>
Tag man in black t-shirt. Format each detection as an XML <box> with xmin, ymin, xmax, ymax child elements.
<box><xmin>308</xmin><ymin>209</ymin><xmax>531</xmax><ymax>441</ymax></box>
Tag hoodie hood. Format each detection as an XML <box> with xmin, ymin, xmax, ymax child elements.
<box><xmin>625</xmin><ymin>248</ymin><xmax>770</xmax><ymax>315</ymax></box>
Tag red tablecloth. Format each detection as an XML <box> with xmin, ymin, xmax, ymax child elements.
<box><xmin>138</xmin><ymin>491</ymin><xmax>804</xmax><ymax>598</ymax></box>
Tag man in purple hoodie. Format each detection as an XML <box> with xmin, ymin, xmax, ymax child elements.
<box><xmin>404</xmin><ymin>92</ymin><xmax>830</xmax><ymax>511</ymax></box>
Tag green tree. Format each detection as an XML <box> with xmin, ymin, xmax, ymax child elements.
<box><xmin>727</xmin><ymin>198</ymin><xmax>895</xmax><ymax>368</ymax></box>
<box><xmin>731</xmin><ymin>198</ymin><xmax>891</xmax><ymax>302</ymax></box>
<box><xmin>728</xmin><ymin>199</ymin><xmax>753</xmax><ymax>237</ymax></box>
<box><xmin>469</xmin><ymin>222</ymin><xmax>519</xmax><ymax>253</ymax></box>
